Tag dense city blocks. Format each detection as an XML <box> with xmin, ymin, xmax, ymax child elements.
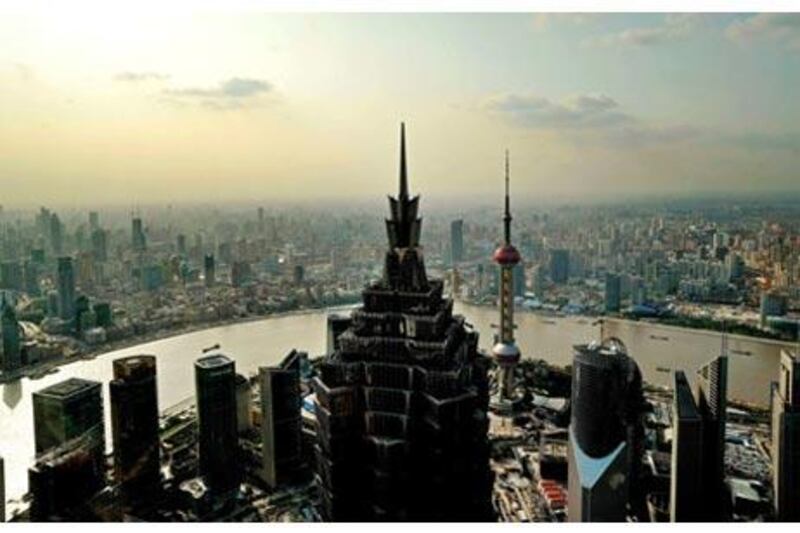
<box><xmin>2</xmin><ymin>10</ymin><xmax>800</xmax><ymax>527</ymax></box>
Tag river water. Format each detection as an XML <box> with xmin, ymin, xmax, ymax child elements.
<box><xmin>0</xmin><ymin>303</ymin><xmax>795</xmax><ymax>506</ymax></box>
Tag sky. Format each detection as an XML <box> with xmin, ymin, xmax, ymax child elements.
<box><xmin>1</xmin><ymin>11</ymin><xmax>800</xmax><ymax>208</ymax></box>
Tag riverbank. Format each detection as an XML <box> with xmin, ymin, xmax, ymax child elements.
<box><xmin>0</xmin><ymin>303</ymin><xmax>357</xmax><ymax>385</ymax></box>
<box><xmin>460</xmin><ymin>298</ymin><xmax>793</xmax><ymax>347</ymax></box>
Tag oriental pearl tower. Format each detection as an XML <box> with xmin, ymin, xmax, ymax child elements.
<box><xmin>492</xmin><ymin>150</ymin><xmax>522</xmax><ymax>408</ymax></box>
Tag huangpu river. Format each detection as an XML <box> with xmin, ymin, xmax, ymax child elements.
<box><xmin>0</xmin><ymin>302</ymin><xmax>794</xmax><ymax>507</ymax></box>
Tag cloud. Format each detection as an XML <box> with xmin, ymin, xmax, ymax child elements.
<box><xmin>485</xmin><ymin>92</ymin><xmax>631</xmax><ymax>129</ymax></box>
<box><xmin>486</xmin><ymin>89</ymin><xmax>800</xmax><ymax>154</ymax></box>
<box><xmin>484</xmin><ymin>90</ymin><xmax>700</xmax><ymax>147</ymax></box>
<box><xmin>725</xmin><ymin>14</ymin><xmax>800</xmax><ymax>51</ymax></box>
<box><xmin>162</xmin><ymin>77</ymin><xmax>273</xmax><ymax>110</ymax></box>
<box><xmin>584</xmin><ymin>14</ymin><xmax>701</xmax><ymax>48</ymax></box>
<box><xmin>114</xmin><ymin>71</ymin><xmax>170</xmax><ymax>82</ymax></box>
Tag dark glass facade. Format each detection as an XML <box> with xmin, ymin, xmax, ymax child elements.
<box><xmin>312</xmin><ymin>124</ymin><xmax>493</xmax><ymax>521</ymax></box>
<box><xmin>567</xmin><ymin>339</ymin><xmax>645</xmax><ymax>522</ymax></box>
<box><xmin>670</xmin><ymin>370</ymin><xmax>703</xmax><ymax>522</ymax></box>
<box><xmin>195</xmin><ymin>353</ymin><xmax>239</xmax><ymax>495</ymax></box>
<box><xmin>110</xmin><ymin>355</ymin><xmax>160</xmax><ymax>501</ymax></box>
<box><xmin>773</xmin><ymin>349</ymin><xmax>800</xmax><ymax>521</ymax></box>
<box><xmin>32</xmin><ymin>378</ymin><xmax>104</xmax><ymax>461</ymax></box>
<box><xmin>259</xmin><ymin>350</ymin><xmax>303</xmax><ymax>489</ymax></box>
<box><xmin>695</xmin><ymin>354</ymin><xmax>728</xmax><ymax>520</ymax></box>
<box><xmin>30</xmin><ymin>378</ymin><xmax>105</xmax><ymax>520</ymax></box>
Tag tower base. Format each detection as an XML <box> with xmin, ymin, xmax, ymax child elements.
<box><xmin>489</xmin><ymin>392</ymin><xmax>524</xmax><ymax>415</ymax></box>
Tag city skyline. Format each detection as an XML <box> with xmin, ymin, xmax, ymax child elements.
<box><xmin>1</xmin><ymin>94</ymin><xmax>798</xmax><ymax>524</ymax></box>
<box><xmin>3</xmin><ymin>4</ymin><xmax>800</xmax><ymax>524</ymax></box>
<box><xmin>2</xmin><ymin>12</ymin><xmax>800</xmax><ymax>206</ymax></box>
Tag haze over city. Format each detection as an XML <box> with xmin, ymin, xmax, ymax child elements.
<box><xmin>2</xmin><ymin>11</ymin><xmax>800</xmax><ymax>207</ymax></box>
<box><xmin>5</xmin><ymin>3</ymin><xmax>800</xmax><ymax>526</ymax></box>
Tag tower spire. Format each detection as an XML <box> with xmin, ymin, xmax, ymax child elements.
<box><xmin>385</xmin><ymin>122</ymin><xmax>422</xmax><ymax>252</ymax></box>
<box><xmin>504</xmin><ymin>149</ymin><xmax>512</xmax><ymax>245</ymax></box>
<box><xmin>399</xmin><ymin>122</ymin><xmax>409</xmax><ymax>201</ymax></box>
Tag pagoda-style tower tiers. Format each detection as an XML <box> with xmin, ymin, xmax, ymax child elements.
<box><xmin>312</xmin><ymin>124</ymin><xmax>493</xmax><ymax>521</ymax></box>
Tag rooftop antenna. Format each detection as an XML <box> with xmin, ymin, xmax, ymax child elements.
<box><xmin>503</xmin><ymin>149</ymin><xmax>512</xmax><ymax>245</ymax></box>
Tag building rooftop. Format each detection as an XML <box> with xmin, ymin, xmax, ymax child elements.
<box><xmin>35</xmin><ymin>377</ymin><xmax>101</xmax><ymax>400</ymax></box>
<box><xmin>112</xmin><ymin>355</ymin><xmax>156</xmax><ymax>380</ymax></box>
<box><xmin>195</xmin><ymin>353</ymin><xmax>233</xmax><ymax>369</ymax></box>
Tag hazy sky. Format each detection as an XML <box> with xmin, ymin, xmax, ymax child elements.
<box><xmin>1</xmin><ymin>11</ymin><xmax>800</xmax><ymax>207</ymax></box>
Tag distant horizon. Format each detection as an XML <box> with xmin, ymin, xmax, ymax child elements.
<box><xmin>3</xmin><ymin>187</ymin><xmax>800</xmax><ymax>214</ymax></box>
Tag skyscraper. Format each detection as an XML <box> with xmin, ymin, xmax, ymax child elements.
<box><xmin>605</xmin><ymin>272</ymin><xmax>622</xmax><ymax>313</ymax></box>
<box><xmin>313</xmin><ymin>124</ymin><xmax>493</xmax><ymax>521</ymax></box>
<box><xmin>75</xmin><ymin>252</ymin><xmax>95</xmax><ymax>290</ymax></box>
<box><xmin>567</xmin><ymin>338</ymin><xmax>644</xmax><ymax>522</ymax></box>
<box><xmin>1</xmin><ymin>296</ymin><xmax>21</xmax><ymax>372</ymax></box>
<box><xmin>630</xmin><ymin>276</ymin><xmax>646</xmax><ymax>306</ymax></box>
<box><xmin>28</xmin><ymin>443</ymin><xmax>106</xmax><ymax>521</ymax></box>
<box><xmin>203</xmin><ymin>254</ymin><xmax>215</xmax><ymax>288</ymax></box>
<box><xmin>32</xmin><ymin>378</ymin><xmax>105</xmax><ymax>473</ymax></box>
<box><xmin>88</xmin><ymin>211</ymin><xmax>99</xmax><ymax>231</ymax></box>
<box><xmin>141</xmin><ymin>264</ymin><xmax>164</xmax><ymax>292</ymax></box>
<box><xmin>23</xmin><ymin>260</ymin><xmax>40</xmax><ymax>296</ymax></box>
<box><xmin>772</xmin><ymin>349</ymin><xmax>800</xmax><ymax>521</ymax></box>
<box><xmin>293</xmin><ymin>264</ymin><xmax>305</xmax><ymax>285</ymax></box>
<box><xmin>760</xmin><ymin>290</ymin><xmax>788</xmax><ymax>327</ymax></box>
<box><xmin>94</xmin><ymin>302</ymin><xmax>112</xmax><ymax>328</ymax></box>
<box><xmin>0</xmin><ymin>454</ymin><xmax>5</xmax><ymax>523</ymax></box>
<box><xmin>670</xmin><ymin>370</ymin><xmax>703</xmax><ymax>522</ymax></box>
<box><xmin>259</xmin><ymin>350</ymin><xmax>303</xmax><ymax>489</ymax></box>
<box><xmin>195</xmin><ymin>353</ymin><xmax>239</xmax><ymax>496</ymax></box>
<box><xmin>695</xmin><ymin>353</ymin><xmax>728</xmax><ymax>520</ymax></box>
<box><xmin>176</xmin><ymin>234</ymin><xmax>187</xmax><ymax>256</ymax></box>
<box><xmin>450</xmin><ymin>219</ymin><xmax>464</xmax><ymax>265</ymax></box>
<box><xmin>56</xmin><ymin>256</ymin><xmax>76</xmax><ymax>321</ymax></box>
<box><xmin>491</xmin><ymin>151</ymin><xmax>522</xmax><ymax>407</ymax></box>
<box><xmin>550</xmin><ymin>249</ymin><xmax>569</xmax><ymax>284</ymax></box>
<box><xmin>132</xmin><ymin>217</ymin><xmax>146</xmax><ymax>252</ymax></box>
<box><xmin>532</xmin><ymin>263</ymin><xmax>546</xmax><ymax>296</ymax></box>
<box><xmin>91</xmin><ymin>229</ymin><xmax>108</xmax><ymax>263</ymax></box>
<box><xmin>110</xmin><ymin>355</ymin><xmax>160</xmax><ymax>502</ymax></box>
<box><xmin>49</xmin><ymin>214</ymin><xmax>63</xmax><ymax>256</ymax></box>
